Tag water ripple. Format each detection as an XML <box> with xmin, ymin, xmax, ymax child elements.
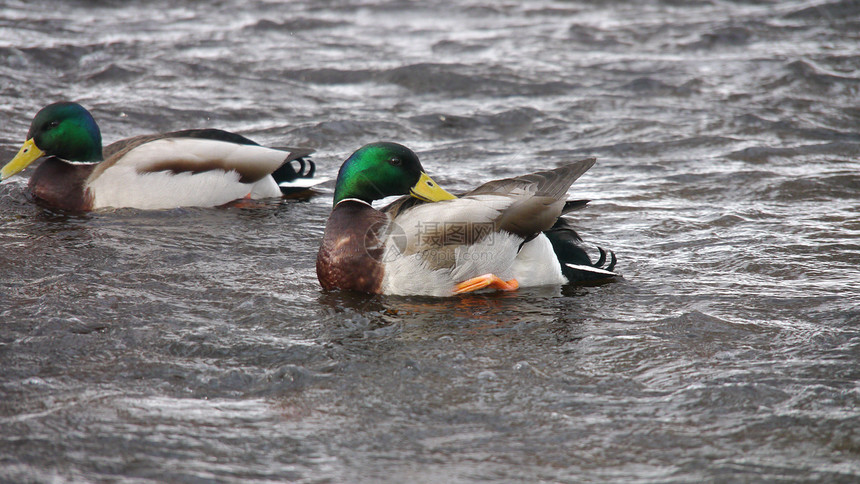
<box><xmin>1</xmin><ymin>0</ymin><xmax>859</xmax><ymax>482</ymax></box>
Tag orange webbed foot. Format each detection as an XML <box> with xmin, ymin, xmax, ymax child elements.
<box><xmin>453</xmin><ymin>274</ymin><xmax>519</xmax><ymax>294</ymax></box>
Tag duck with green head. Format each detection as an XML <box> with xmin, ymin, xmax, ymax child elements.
<box><xmin>1</xmin><ymin>102</ymin><xmax>323</xmax><ymax>211</ymax></box>
<box><xmin>317</xmin><ymin>142</ymin><xmax>618</xmax><ymax>296</ymax></box>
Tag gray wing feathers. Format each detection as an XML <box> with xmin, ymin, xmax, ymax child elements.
<box><xmin>466</xmin><ymin>158</ymin><xmax>597</xmax><ymax>237</ymax></box>
<box><xmin>464</xmin><ymin>158</ymin><xmax>596</xmax><ymax>199</ymax></box>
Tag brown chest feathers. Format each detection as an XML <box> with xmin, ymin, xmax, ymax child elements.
<box><xmin>28</xmin><ymin>158</ymin><xmax>95</xmax><ymax>211</ymax></box>
<box><xmin>316</xmin><ymin>200</ymin><xmax>387</xmax><ymax>293</ymax></box>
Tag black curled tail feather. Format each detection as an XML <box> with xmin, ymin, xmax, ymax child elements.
<box><xmin>544</xmin><ymin>218</ymin><xmax>618</xmax><ymax>283</ymax></box>
<box><xmin>272</xmin><ymin>156</ymin><xmax>315</xmax><ymax>184</ymax></box>
<box><xmin>272</xmin><ymin>151</ymin><xmax>318</xmax><ymax>196</ymax></box>
<box><xmin>270</xmin><ymin>145</ymin><xmax>316</xmax><ymax>186</ymax></box>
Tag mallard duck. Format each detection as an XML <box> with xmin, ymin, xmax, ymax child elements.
<box><xmin>316</xmin><ymin>142</ymin><xmax>618</xmax><ymax>296</ymax></box>
<box><xmin>0</xmin><ymin>102</ymin><xmax>324</xmax><ymax>211</ymax></box>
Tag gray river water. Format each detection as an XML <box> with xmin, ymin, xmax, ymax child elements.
<box><xmin>1</xmin><ymin>0</ymin><xmax>858</xmax><ymax>482</ymax></box>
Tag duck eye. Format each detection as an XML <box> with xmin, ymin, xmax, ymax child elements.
<box><xmin>389</xmin><ymin>157</ymin><xmax>402</xmax><ymax>166</ymax></box>
<box><xmin>46</xmin><ymin>120</ymin><xmax>59</xmax><ymax>130</ymax></box>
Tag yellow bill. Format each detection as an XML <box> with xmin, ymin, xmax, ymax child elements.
<box><xmin>1</xmin><ymin>138</ymin><xmax>44</xmax><ymax>180</ymax></box>
<box><xmin>410</xmin><ymin>171</ymin><xmax>457</xmax><ymax>202</ymax></box>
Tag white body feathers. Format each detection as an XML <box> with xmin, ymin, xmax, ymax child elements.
<box><xmin>88</xmin><ymin>138</ymin><xmax>288</xmax><ymax>210</ymax></box>
<box><xmin>379</xmin><ymin>194</ymin><xmax>569</xmax><ymax>296</ymax></box>
<box><xmin>380</xmin><ymin>231</ymin><xmax>566</xmax><ymax>297</ymax></box>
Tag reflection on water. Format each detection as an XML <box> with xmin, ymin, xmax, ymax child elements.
<box><xmin>2</xmin><ymin>0</ymin><xmax>860</xmax><ymax>482</ymax></box>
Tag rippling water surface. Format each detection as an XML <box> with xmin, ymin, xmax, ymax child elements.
<box><xmin>1</xmin><ymin>0</ymin><xmax>859</xmax><ymax>482</ymax></box>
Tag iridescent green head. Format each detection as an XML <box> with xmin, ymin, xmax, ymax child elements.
<box><xmin>333</xmin><ymin>142</ymin><xmax>456</xmax><ymax>206</ymax></box>
<box><xmin>1</xmin><ymin>102</ymin><xmax>103</xmax><ymax>180</ymax></box>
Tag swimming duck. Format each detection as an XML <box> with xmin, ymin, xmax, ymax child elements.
<box><xmin>316</xmin><ymin>142</ymin><xmax>618</xmax><ymax>296</ymax></box>
<box><xmin>0</xmin><ymin>102</ymin><xmax>323</xmax><ymax>211</ymax></box>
